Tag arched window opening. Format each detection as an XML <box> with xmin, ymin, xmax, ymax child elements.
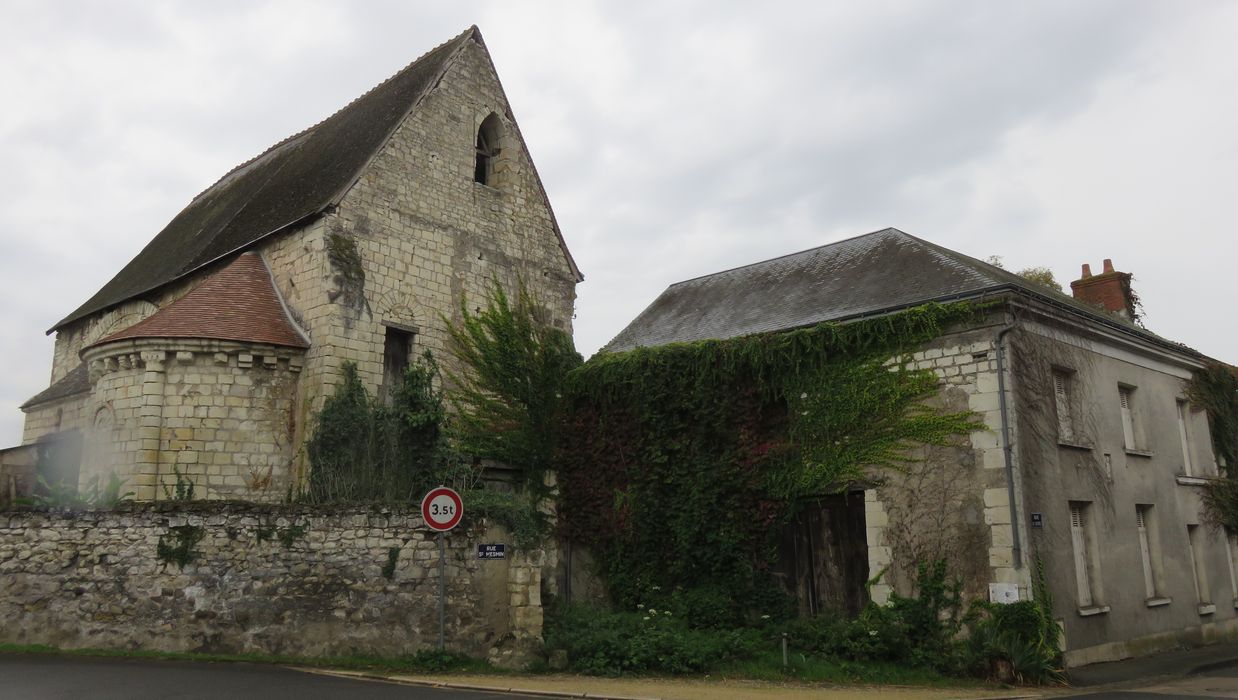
<box><xmin>474</xmin><ymin>114</ymin><xmax>502</xmax><ymax>186</ymax></box>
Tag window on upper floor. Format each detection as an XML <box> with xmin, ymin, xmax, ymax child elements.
<box><xmin>1053</xmin><ymin>369</ymin><xmax>1077</xmax><ymax>443</ymax></box>
<box><xmin>1177</xmin><ymin>399</ymin><xmax>1196</xmax><ymax>476</ymax></box>
<box><xmin>474</xmin><ymin>113</ymin><xmax>502</xmax><ymax>186</ymax></box>
<box><xmin>1118</xmin><ymin>385</ymin><xmax>1146</xmax><ymax>452</ymax></box>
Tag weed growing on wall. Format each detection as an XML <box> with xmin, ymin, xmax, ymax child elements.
<box><xmin>156</xmin><ymin>525</ymin><xmax>204</xmax><ymax>569</ymax></box>
<box><xmin>558</xmin><ymin>301</ymin><xmax>987</xmax><ymax>609</ymax></box>
<box><xmin>162</xmin><ymin>467</ymin><xmax>196</xmax><ymax>501</ymax></box>
<box><xmin>1191</xmin><ymin>362</ymin><xmax>1238</xmax><ymax>528</ymax></box>
<box><xmin>445</xmin><ymin>280</ymin><xmax>582</xmax><ymax>490</ymax></box>
<box><xmin>305</xmin><ymin>353</ymin><xmax>469</xmax><ymax>502</ymax></box>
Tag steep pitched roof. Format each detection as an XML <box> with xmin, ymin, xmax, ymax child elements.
<box><xmin>603</xmin><ymin>227</ymin><xmax>1192</xmax><ymax>354</ymax></box>
<box><xmin>52</xmin><ymin>26</ymin><xmax>580</xmax><ymax>332</ymax></box>
<box><xmin>87</xmin><ymin>252</ymin><xmax>308</xmax><ymax>350</ymax></box>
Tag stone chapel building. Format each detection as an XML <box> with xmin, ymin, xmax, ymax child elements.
<box><xmin>7</xmin><ymin>26</ymin><xmax>581</xmax><ymax>501</ymax></box>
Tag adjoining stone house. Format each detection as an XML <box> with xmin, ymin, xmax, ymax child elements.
<box><xmin>5</xmin><ymin>26</ymin><xmax>581</xmax><ymax>502</ymax></box>
<box><xmin>602</xmin><ymin>227</ymin><xmax>1234</xmax><ymax>667</ymax></box>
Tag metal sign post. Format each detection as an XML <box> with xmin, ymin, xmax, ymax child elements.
<box><xmin>420</xmin><ymin>486</ymin><xmax>463</xmax><ymax>652</ymax></box>
<box><xmin>438</xmin><ymin>531</ymin><xmax>445</xmax><ymax>650</ymax></box>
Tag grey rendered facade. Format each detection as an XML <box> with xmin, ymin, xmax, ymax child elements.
<box><xmin>605</xmin><ymin>228</ymin><xmax>1234</xmax><ymax>666</ymax></box>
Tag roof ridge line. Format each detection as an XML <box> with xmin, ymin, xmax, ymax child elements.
<box><xmin>188</xmin><ymin>25</ymin><xmax>479</xmax><ymax>204</ymax></box>
<box><xmin>667</xmin><ymin>227</ymin><xmax>905</xmax><ymax>288</ymax></box>
<box><xmin>258</xmin><ymin>251</ymin><xmax>312</xmax><ymax>346</ymax></box>
<box><xmin>323</xmin><ymin>26</ymin><xmax>476</xmax><ymax>209</ymax></box>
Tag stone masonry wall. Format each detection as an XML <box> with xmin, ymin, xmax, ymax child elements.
<box><xmin>21</xmin><ymin>395</ymin><xmax>87</xmax><ymax>446</ymax></box>
<box><xmin>0</xmin><ymin>503</ymin><xmax>544</xmax><ymax>665</ymax></box>
<box><xmin>79</xmin><ymin>339</ymin><xmax>304</xmax><ymax>502</ymax></box>
<box><xmin>293</xmin><ymin>39</ymin><xmax>578</xmax><ymax>409</ymax></box>
<box><xmin>866</xmin><ymin>316</ymin><xmax>1031</xmax><ymax>605</ymax></box>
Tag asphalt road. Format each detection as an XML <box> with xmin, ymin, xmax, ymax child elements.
<box><xmin>1057</xmin><ymin>663</ymin><xmax>1238</xmax><ymax>699</ymax></box>
<box><xmin>0</xmin><ymin>655</ymin><xmax>535</xmax><ymax>700</ymax></box>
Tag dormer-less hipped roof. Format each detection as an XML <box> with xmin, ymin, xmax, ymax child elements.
<box><xmin>86</xmin><ymin>252</ymin><xmax>309</xmax><ymax>351</ymax></box>
<box><xmin>603</xmin><ymin>227</ymin><xmax>1200</xmax><ymax>358</ymax></box>
<box><xmin>52</xmin><ymin>25</ymin><xmax>580</xmax><ymax>333</ymax></box>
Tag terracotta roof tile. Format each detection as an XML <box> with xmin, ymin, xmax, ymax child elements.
<box><xmin>90</xmin><ymin>252</ymin><xmax>309</xmax><ymax>349</ymax></box>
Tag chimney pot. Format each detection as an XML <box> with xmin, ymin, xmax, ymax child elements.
<box><xmin>1070</xmin><ymin>257</ymin><xmax>1136</xmax><ymax>321</ymax></box>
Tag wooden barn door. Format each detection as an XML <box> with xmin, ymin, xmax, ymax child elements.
<box><xmin>775</xmin><ymin>491</ymin><xmax>869</xmax><ymax>617</ymax></box>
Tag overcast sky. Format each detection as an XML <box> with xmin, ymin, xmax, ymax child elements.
<box><xmin>2</xmin><ymin>0</ymin><xmax>1236</xmax><ymax>445</ymax></box>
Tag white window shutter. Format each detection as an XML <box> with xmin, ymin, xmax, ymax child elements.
<box><xmin>1071</xmin><ymin>504</ymin><xmax>1093</xmax><ymax>607</ymax></box>
<box><xmin>1178</xmin><ymin>401</ymin><xmax>1194</xmax><ymax>476</ymax></box>
<box><xmin>1137</xmin><ymin>508</ymin><xmax>1155</xmax><ymax>598</ymax></box>
<box><xmin>1120</xmin><ymin>388</ymin><xmax>1136</xmax><ymax>449</ymax></box>
<box><xmin>1055</xmin><ymin>372</ymin><xmax>1074</xmax><ymax>441</ymax></box>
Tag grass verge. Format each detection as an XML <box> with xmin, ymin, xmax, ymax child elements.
<box><xmin>716</xmin><ymin>651</ymin><xmax>991</xmax><ymax>687</ymax></box>
<box><xmin>0</xmin><ymin>643</ymin><xmax>498</xmax><ymax>675</ymax></box>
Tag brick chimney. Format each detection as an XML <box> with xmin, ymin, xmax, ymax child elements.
<box><xmin>1070</xmin><ymin>258</ymin><xmax>1137</xmax><ymax>321</ymax></box>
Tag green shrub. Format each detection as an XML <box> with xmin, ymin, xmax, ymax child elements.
<box><xmin>23</xmin><ymin>473</ymin><xmax>133</xmax><ymax>508</ymax></box>
<box><xmin>305</xmin><ymin>356</ymin><xmax>475</xmax><ymax>503</ymax></box>
<box><xmin>545</xmin><ymin>604</ymin><xmax>763</xmax><ymax>675</ymax></box>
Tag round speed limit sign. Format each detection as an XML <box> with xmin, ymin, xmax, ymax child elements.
<box><xmin>421</xmin><ymin>486</ymin><xmax>464</xmax><ymax>531</ymax></box>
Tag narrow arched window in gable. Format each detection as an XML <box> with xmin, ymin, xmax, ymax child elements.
<box><xmin>474</xmin><ymin>113</ymin><xmax>503</xmax><ymax>186</ymax></box>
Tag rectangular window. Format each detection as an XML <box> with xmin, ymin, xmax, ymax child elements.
<box><xmin>1177</xmin><ymin>400</ymin><xmax>1194</xmax><ymax>476</ymax></box>
<box><xmin>1188</xmin><ymin>524</ymin><xmax>1211</xmax><ymax>606</ymax></box>
<box><xmin>381</xmin><ymin>325</ymin><xmax>414</xmax><ymax>406</ymax></box>
<box><xmin>1070</xmin><ymin>502</ymin><xmax>1097</xmax><ymax>607</ymax></box>
<box><xmin>1136</xmin><ymin>505</ymin><xmax>1164</xmax><ymax>600</ymax></box>
<box><xmin>1227</xmin><ymin>530</ymin><xmax>1238</xmax><ymax>601</ymax></box>
<box><xmin>1054</xmin><ymin>370</ymin><xmax>1076</xmax><ymax>442</ymax></box>
<box><xmin>1119</xmin><ymin>386</ymin><xmax>1137</xmax><ymax>450</ymax></box>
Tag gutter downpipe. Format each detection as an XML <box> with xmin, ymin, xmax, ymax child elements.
<box><xmin>995</xmin><ymin>316</ymin><xmax>1022</xmax><ymax>570</ymax></box>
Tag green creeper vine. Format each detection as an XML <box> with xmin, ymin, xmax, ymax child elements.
<box><xmin>1190</xmin><ymin>362</ymin><xmax>1238</xmax><ymax>529</ymax></box>
<box><xmin>559</xmin><ymin>301</ymin><xmax>988</xmax><ymax>611</ymax></box>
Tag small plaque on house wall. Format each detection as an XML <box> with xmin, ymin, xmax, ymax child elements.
<box><xmin>1030</xmin><ymin>512</ymin><xmax>1043</xmax><ymax>529</ymax></box>
<box><xmin>478</xmin><ymin>544</ymin><xmax>505</xmax><ymax>560</ymax></box>
<box><xmin>989</xmin><ymin>582</ymin><xmax>1020</xmax><ymax>604</ymax></box>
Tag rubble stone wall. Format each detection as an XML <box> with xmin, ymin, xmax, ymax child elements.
<box><xmin>0</xmin><ymin>503</ymin><xmax>543</xmax><ymax>665</ymax></box>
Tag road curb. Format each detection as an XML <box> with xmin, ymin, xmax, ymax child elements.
<box><xmin>297</xmin><ymin>667</ymin><xmax>1047</xmax><ymax>700</ymax></box>
<box><xmin>1188</xmin><ymin>655</ymin><xmax>1238</xmax><ymax>676</ymax></box>
<box><xmin>297</xmin><ymin>668</ymin><xmax>662</xmax><ymax>699</ymax></box>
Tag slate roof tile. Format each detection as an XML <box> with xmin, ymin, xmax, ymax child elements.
<box><xmin>603</xmin><ymin>228</ymin><xmax>1193</xmax><ymax>355</ymax></box>
<box><xmin>52</xmin><ymin>25</ymin><xmax>579</xmax><ymax>332</ymax></box>
<box><xmin>21</xmin><ymin>364</ymin><xmax>89</xmax><ymax>409</ymax></box>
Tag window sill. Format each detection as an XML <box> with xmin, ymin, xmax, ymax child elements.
<box><xmin>1198</xmin><ymin>604</ymin><xmax>1216</xmax><ymax>616</ymax></box>
<box><xmin>1077</xmin><ymin>605</ymin><xmax>1110</xmax><ymax>617</ymax></box>
<box><xmin>1145</xmin><ymin>597</ymin><xmax>1172</xmax><ymax>608</ymax></box>
<box><xmin>1176</xmin><ymin>474</ymin><xmax>1212</xmax><ymax>487</ymax></box>
<box><xmin>1058</xmin><ymin>440</ymin><xmax>1094</xmax><ymax>451</ymax></box>
<box><xmin>1124</xmin><ymin>448</ymin><xmax>1155</xmax><ymax>458</ymax></box>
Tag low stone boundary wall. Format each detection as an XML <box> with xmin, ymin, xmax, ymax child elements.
<box><xmin>0</xmin><ymin>502</ymin><xmax>544</xmax><ymax>665</ymax></box>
